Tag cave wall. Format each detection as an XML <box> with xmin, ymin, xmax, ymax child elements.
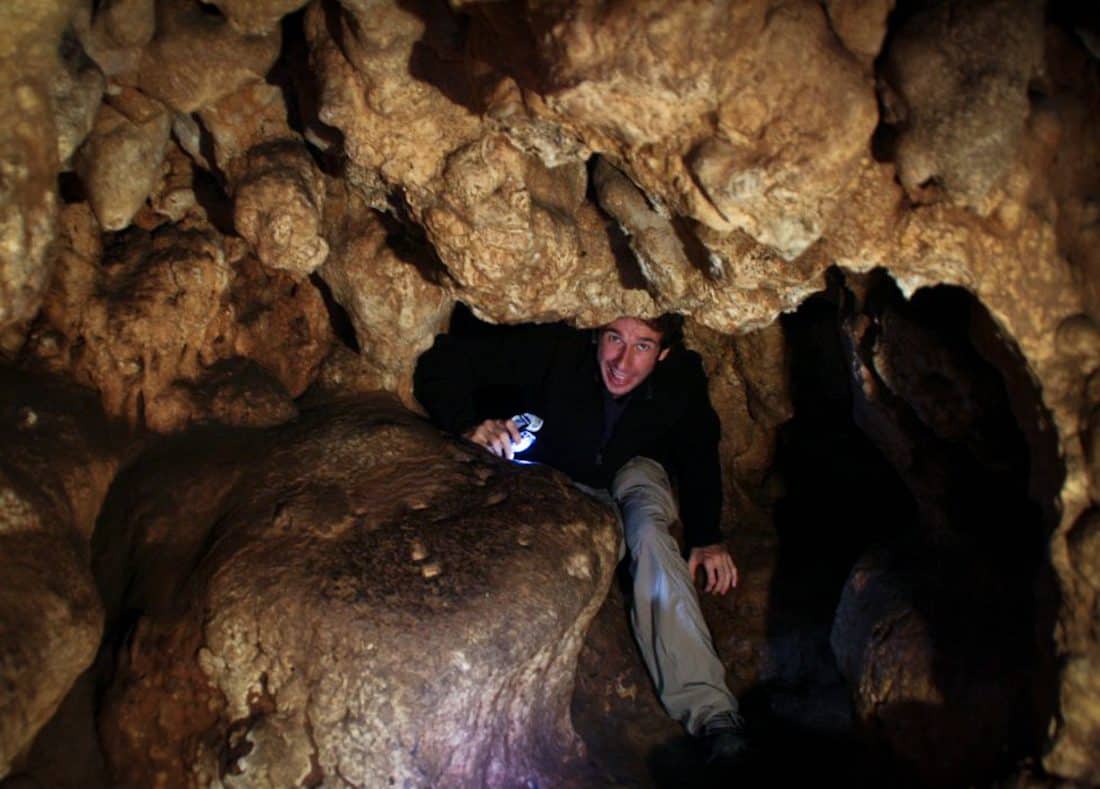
<box><xmin>0</xmin><ymin>0</ymin><xmax>1098</xmax><ymax>782</ymax></box>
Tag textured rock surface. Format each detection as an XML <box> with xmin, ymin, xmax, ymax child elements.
<box><xmin>490</xmin><ymin>0</ymin><xmax>877</xmax><ymax>260</ymax></box>
<box><xmin>0</xmin><ymin>369</ymin><xmax>121</xmax><ymax>775</ymax></box>
<box><xmin>98</xmin><ymin>397</ymin><xmax>618</xmax><ymax>787</ymax></box>
<box><xmin>880</xmin><ymin>0</ymin><xmax>1045</xmax><ymax>209</ymax></box>
<box><xmin>201</xmin><ymin>0</ymin><xmax>310</xmax><ymax>36</ymax></box>
<box><xmin>136</xmin><ymin>0</ymin><xmax>281</xmax><ymax>115</ymax></box>
<box><xmin>318</xmin><ymin>186</ymin><xmax>451</xmax><ymax>406</ymax></box>
<box><xmin>0</xmin><ymin>0</ymin><xmax>74</xmax><ymax>336</ymax></box>
<box><xmin>21</xmin><ymin>203</ymin><xmax>331</xmax><ymax>430</ymax></box>
<box><xmin>74</xmin><ymin>88</ymin><xmax>171</xmax><ymax>231</ymax></box>
<box><xmin>231</xmin><ymin>141</ymin><xmax>329</xmax><ymax>278</ymax></box>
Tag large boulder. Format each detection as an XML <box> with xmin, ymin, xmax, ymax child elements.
<box><xmin>98</xmin><ymin>396</ymin><xmax>619</xmax><ymax>786</ymax></box>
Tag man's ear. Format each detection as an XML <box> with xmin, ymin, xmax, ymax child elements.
<box><xmin>658</xmin><ymin>347</ymin><xmax>670</xmax><ymax>362</ymax></box>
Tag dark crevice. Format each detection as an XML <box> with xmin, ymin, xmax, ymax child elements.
<box><xmin>670</xmin><ymin>215</ymin><xmax>719</xmax><ymax>280</ymax></box>
<box><xmin>267</xmin><ymin>8</ymin><xmax>347</xmax><ymax>177</ymax></box>
<box><xmin>308</xmin><ymin>273</ymin><xmax>359</xmax><ymax>352</ymax></box>
<box><xmin>58</xmin><ymin>171</ymin><xmax>87</xmax><ymax>204</ymax></box>
<box><xmin>190</xmin><ymin>162</ymin><xmax>236</xmax><ymax>236</ymax></box>
<box><xmin>764</xmin><ymin>267</ymin><xmax>1061</xmax><ymax>786</ymax></box>
<box><xmin>378</xmin><ymin>196</ymin><xmax>452</xmax><ymax>288</ymax></box>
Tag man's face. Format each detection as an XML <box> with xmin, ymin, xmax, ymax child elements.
<box><xmin>597</xmin><ymin>317</ymin><xmax>670</xmax><ymax>397</ymax></box>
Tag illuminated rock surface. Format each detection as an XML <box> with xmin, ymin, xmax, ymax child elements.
<box><xmin>96</xmin><ymin>397</ymin><xmax>618</xmax><ymax>787</ymax></box>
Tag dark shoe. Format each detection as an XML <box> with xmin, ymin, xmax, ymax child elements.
<box><xmin>701</xmin><ymin>712</ymin><xmax>750</xmax><ymax>765</ymax></box>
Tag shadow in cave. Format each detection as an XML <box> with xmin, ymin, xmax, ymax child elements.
<box><xmin>745</xmin><ymin>269</ymin><xmax>1061</xmax><ymax>787</ymax></box>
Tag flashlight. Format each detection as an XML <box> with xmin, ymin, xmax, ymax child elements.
<box><xmin>511</xmin><ymin>412</ymin><xmax>543</xmax><ymax>454</ymax></box>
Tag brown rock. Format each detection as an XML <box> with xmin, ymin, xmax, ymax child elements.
<box><xmin>50</xmin><ymin>31</ymin><xmax>105</xmax><ymax>167</ymax></box>
<box><xmin>196</xmin><ymin>81</ymin><xmax>295</xmax><ymax>176</ymax></box>
<box><xmin>0</xmin><ymin>369</ymin><xmax>121</xmax><ymax>778</ymax></box>
<box><xmin>1089</xmin><ymin>407</ymin><xmax>1100</xmax><ymax>504</ymax></box>
<box><xmin>98</xmin><ymin>397</ymin><xmax>618</xmax><ymax>786</ymax></box>
<box><xmin>1055</xmin><ymin>314</ymin><xmax>1100</xmax><ymax>376</ymax></box>
<box><xmin>75</xmin><ymin>0</ymin><xmax>155</xmax><ymax>77</ymax></box>
<box><xmin>421</xmin><ymin>134</ymin><xmax>654</xmax><ymax>325</ymax></box>
<box><xmin>146</xmin><ymin>357</ymin><xmax>298</xmax><ymax>432</ymax></box>
<box><xmin>231</xmin><ymin>140</ymin><xmax>330</xmax><ymax>277</ymax></box>
<box><xmin>592</xmin><ymin>157</ymin><xmax>710</xmax><ymax>310</ymax></box>
<box><xmin>218</xmin><ymin>251</ymin><xmax>332</xmax><ymax>398</ymax></box>
<box><xmin>1046</xmin><ymin>651</ymin><xmax>1100</xmax><ymax>785</ymax></box>
<box><xmin>1067</xmin><ymin>508</ymin><xmax>1100</xmax><ymax>588</ymax></box>
<box><xmin>881</xmin><ymin>0</ymin><xmax>1044</xmax><ymax>209</ymax></box>
<box><xmin>74</xmin><ymin>87</ymin><xmax>172</xmax><ymax>231</ymax></box>
<box><xmin>200</xmin><ymin>0</ymin><xmax>310</xmax><ymax>36</ymax></box>
<box><xmin>22</xmin><ymin>204</ymin><xmax>331</xmax><ymax>429</ymax></box>
<box><xmin>303</xmin><ymin>0</ymin><xmax>483</xmax><ymax>202</ymax></box>
<box><xmin>512</xmin><ymin>0</ymin><xmax>877</xmax><ymax>259</ymax></box>
<box><xmin>137</xmin><ymin>0</ymin><xmax>281</xmax><ymax>115</ymax></box>
<box><xmin>0</xmin><ymin>0</ymin><xmax>77</xmax><ymax>335</ymax></box>
<box><xmin>143</xmin><ymin>141</ymin><xmax>201</xmax><ymax>226</ymax></box>
<box><xmin>318</xmin><ymin>188</ymin><xmax>451</xmax><ymax>406</ymax></box>
<box><xmin>824</xmin><ymin>0</ymin><xmax>894</xmax><ymax>64</ymax></box>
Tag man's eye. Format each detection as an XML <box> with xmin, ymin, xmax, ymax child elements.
<box><xmin>637</xmin><ymin>344</ymin><xmax>652</xmax><ymax>352</ymax></box>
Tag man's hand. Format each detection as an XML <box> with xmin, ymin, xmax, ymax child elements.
<box><xmin>688</xmin><ymin>543</ymin><xmax>738</xmax><ymax>595</ymax></box>
<box><xmin>463</xmin><ymin>418</ymin><xmax>522</xmax><ymax>459</ymax></box>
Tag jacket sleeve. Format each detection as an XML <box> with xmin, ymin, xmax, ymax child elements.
<box><xmin>666</xmin><ymin>355</ymin><xmax>725</xmax><ymax>549</ymax></box>
<box><xmin>413</xmin><ymin>323</ymin><xmax>561</xmax><ymax>436</ymax></box>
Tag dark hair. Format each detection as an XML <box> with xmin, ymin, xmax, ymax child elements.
<box><xmin>642</xmin><ymin>313</ymin><xmax>684</xmax><ymax>349</ymax></box>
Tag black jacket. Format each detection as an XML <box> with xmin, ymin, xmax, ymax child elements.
<box><xmin>413</xmin><ymin>323</ymin><xmax>724</xmax><ymax>548</ymax></box>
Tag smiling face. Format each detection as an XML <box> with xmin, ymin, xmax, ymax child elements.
<box><xmin>597</xmin><ymin>317</ymin><xmax>670</xmax><ymax>397</ymax></box>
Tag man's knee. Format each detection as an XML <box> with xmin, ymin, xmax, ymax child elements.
<box><xmin>612</xmin><ymin>457</ymin><xmax>674</xmax><ymax>502</ymax></box>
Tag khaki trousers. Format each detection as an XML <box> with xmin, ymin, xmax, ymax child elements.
<box><xmin>590</xmin><ymin>457</ymin><xmax>739</xmax><ymax>735</ymax></box>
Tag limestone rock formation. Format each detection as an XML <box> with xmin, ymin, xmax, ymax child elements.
<box><xmin>231</xmin><ymin>141</ymin><xmax>330</xmax><ymax>278</ymax></box>
<box><xmin>0</xmin><ymin>369</ymin><xmax>121</xmax><ymax>776</ymax></box>
<box><xmin>420</xmin><ymin>135</ymin><xmax>655</xmax><ymax>325</ymax></box>
<box><xmin>201</xmin><ymin>0</ymin><xmax>310</xmax><ymax>36</ymax></box>
<box><xmin>824</xmin><ymin>0</ymin><xmax>894</xmax><ymax>65</ymax></box>
<box><xmin>136</xmin><ymin>0</ymin><xmax>281</xmax><ymax>115</ymax></box>
<box><xmin>0</xmin><ymin>0</ymin><xmax>1096</xmax><ymax>782</ymax></box>
<box><xmin>501</xmin><ymin>0</ymin><xmax>878</xmax><ymax>260</ymax></box>
<box><xmin>74</xmin><ymin>0</ymin><xmax>155</xmax><ymax>78</ymax></box>
<box><xmin>0</xmin><ymin>0</ymin><xmax>76</xmax><ymax>339</ymax></box>
<box><xmin>51</xmin><ymin>30</ymin><xmax>106</xmax><ymax>167</ymax></box>
<box><xmin>318</xmin><ymin>186</ymin><xmax>451</xmax><ymax>406</ymax></box>
<box><xmin>98</xmin><ymin>397</ymin><xmax>619</xmax><ymax>787</ymax></box>
<box><xmin>74</xmin><ymin>87</ymin><xmax>172</xmax><ymax>231</ymax></box>
<box><xmin>880</xmin><ymin>0</ymin><xmax>1045</xmax><ymax>209</ymax></box>
<box><xmin>22</xmin><ymin>203</ymin><xmax>331</xmax><ymax>430</ymax></box>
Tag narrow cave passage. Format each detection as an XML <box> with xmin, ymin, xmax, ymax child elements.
<box><xmin>428</xmin><ymin>292</ymin><xmax>1062</xmax><ymax>787</ymax></box>
<box><xmin>755</xmin><ymin>270</ymin><xmax>1061</xmax><ymax>786</ymax></box>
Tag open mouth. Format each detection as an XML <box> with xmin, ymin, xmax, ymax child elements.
<box><xmin>605</xmin><ymin>366</ymin><xmax>630</xmax><ymax>388</ymax></box>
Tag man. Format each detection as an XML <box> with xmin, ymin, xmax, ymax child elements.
<box><xmin>413</xmin><ymin>313</ymin><xmax>747</xmax><ymax>762</ymax></box>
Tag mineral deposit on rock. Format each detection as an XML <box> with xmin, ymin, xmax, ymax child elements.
<box><xmin>881</xmin><ymin>0</ymin><xmax>1045</xmax><ymax>209</ymax></box>
<box><xmin>74</xmin><ymin>88</ymin><xmax>172</xmax><ymax>231</ymax></box>
<box><xmin>318</xmin><ymin>187</ymin><xmax>452</xmax><ymax>406</ymax></box>
<box><xmin>22</xmin><ymin>204</ymin><xmax>331</xmax><ymax>430</ymax></box>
